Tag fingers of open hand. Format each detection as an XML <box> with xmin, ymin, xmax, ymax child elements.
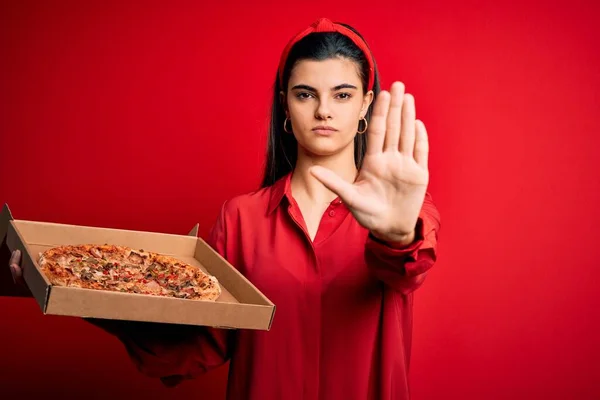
<box><xmin>384</xmin><ymin>82</ymin><xmax>406</xmax><ymax>152</ymax></box>
<box><xmin>414</xmin><ymin>119</ymin><xmax>429</xmax><ymax>168</ymax></box>
<box><xmin>368</xmin><ymin>82</ymin><xmax>420</xmax><ymax>159</ymax></box>
<box><xmin>366</xmin><ymin>90</ymin><xmax>390</xmax><ymax>155</ymax></box>
<box><xmin>398</xmin><ymin>92</ymin><xmax>416</xmax><ymax>156</ymax></box>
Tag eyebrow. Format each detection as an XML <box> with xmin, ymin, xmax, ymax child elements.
<box><xmin>291</xmin><ymin>83</ymin><xmax>358</xmax><ymax>91</ymax></box>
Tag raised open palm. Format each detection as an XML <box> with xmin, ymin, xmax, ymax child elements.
<box><xmin>310</xmin><ymin>82</ymin><xmax>429</xmax><ymax>243</ymax></box>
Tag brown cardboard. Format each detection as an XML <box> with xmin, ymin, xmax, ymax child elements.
<box><xmin>0</xmin><ymin>203</ymin><xmax>275</xmax><ymax>330</ymax></box>
<box><xmin>187</xmin><ymin>223</ymin><xmax>199</xmax><ymax>237</ymax></box>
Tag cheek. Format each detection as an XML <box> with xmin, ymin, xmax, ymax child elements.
<box><xmin>288</xmin><ymin>105</ymin><xmax>310</xmax><ymax>127</ymax></box>
<box><xmin>339</xmin><ymin>105</ymin><xmax>362</xmax><ymax>133</ymax></box>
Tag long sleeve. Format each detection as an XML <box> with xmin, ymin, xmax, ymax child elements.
<box><xmin>87</xmin><ymin>318</ymin><xmax>232</xmax><ymax>386</ymax></box>
<box><xmin>364</xmin><ymin>191</ymin><xmax>441</xmax><ymax>294</ymax></box>
<box><xmin>86</xmin><ymin>203</ymin><xmax>234</xmax><ymax>387</ymax></box>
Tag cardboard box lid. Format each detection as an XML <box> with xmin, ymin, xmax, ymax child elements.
<box><xmin>0</xmin><ymin>203</ymin><xmax>275</xmax><ymax>330</ymax></box>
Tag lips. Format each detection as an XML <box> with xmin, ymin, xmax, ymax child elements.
<box><xmin>312</xmin><ymin>126</ymin><xmax>338</xmax><ymax>136</ymax></box>
<box><xmin>312</xmin><ymin>126</ymin><xmax>337</xmax><ymax>131</ymax></box>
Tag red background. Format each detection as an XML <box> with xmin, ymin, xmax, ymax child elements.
<box><xmin>1</xmin><ymin>0</ymin><xmax>599</xmax><ymax>399</ymax></box>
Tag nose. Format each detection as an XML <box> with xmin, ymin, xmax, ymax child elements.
<box><xmin>315</xmin><ymin>99</ymin><xmax>332</xmax><ymax>120</ymax></box>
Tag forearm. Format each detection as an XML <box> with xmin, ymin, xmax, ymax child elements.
<box><xmin>365</xmin><ymin>194</ymin><xmax>441</xmax><ymax>294</ymax></box>
<box><xmin>370</xmin><ymin>228</ymin><xmax>416</xmax><ymax>247</ymax></box>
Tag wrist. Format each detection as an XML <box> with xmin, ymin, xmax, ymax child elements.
<box><xmin>370</xmin><ymin>229</ymin><xmax>416</xmax><ymax>246</ymax></box>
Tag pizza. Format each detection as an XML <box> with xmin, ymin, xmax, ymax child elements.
<box><xmin>37</xmin><ymin>244</ymin><xmax>221</xmax><ymax>301</ymax></box>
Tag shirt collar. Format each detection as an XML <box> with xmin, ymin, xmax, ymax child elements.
<box><xmin>267</xmin><ymin>172</ymin><xmax>293</xmax><ymax>215</ymax></box>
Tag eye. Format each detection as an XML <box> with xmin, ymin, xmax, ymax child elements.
<box><xmin>296</xmin><ymin>92</ymin><xmax>314</xmax><ymax>100</ymax></box>
<box><xmin>336</xmin><ymin>92</ymin><xmax>352</xmax><ymax>100</ymax></box>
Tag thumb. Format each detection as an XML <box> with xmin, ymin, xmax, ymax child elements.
<box><xmin>309</xmin><ymin>166</ymin><xmax>357</xmax><ymax>206</ymax></box>
<box><xmin>9</xmin><ymin>250</ymin><xmax>23</xmax><ymax>284</ymax></box>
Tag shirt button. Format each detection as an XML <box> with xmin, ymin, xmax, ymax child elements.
<box><xmin>329</xmin><ymin>210</ymin><xmax>335</xmax><ymax>217</ymax></box>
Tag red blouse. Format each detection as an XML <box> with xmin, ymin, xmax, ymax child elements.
<box><xmin>107</xmin><ymin>172</ymin><xmax>441</xmax><ymax>399</ymax></box>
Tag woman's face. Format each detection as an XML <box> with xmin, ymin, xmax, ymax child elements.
<box><xmin>283</xmin><ymin>57</ymin><xmax>373</xmax><ymax>157</ymax></box>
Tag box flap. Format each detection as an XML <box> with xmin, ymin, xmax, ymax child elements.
<box><xmin>188</xmin><ymin>223</ymin><xmax>199</xmax><ymax>237</ymax></box>
<box><xmin>11</xmin><ymin>220</ymin><xmax>198</xmax><ymax>257</ymax></box>
<box><xmin>194</xmin><ymin>237</ymin><xmax>275</xmax><ymax>308</ymax></box>
<box><xmin>0</xmin><ymin>203</ymin><xmax>14</xmax><ymax>246</ymax></box>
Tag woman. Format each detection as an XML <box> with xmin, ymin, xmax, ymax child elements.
<box><xmin>9</xmin><ymin>18</ymin><xmax>441</xmax><ymax>400</ymax></box>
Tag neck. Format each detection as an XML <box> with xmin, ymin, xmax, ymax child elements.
<box><xmin>290</xmin><ymin>146</ymin><xmax>358</xmax><ymax>205</ymax></box>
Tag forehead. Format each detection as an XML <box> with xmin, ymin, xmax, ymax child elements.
<box><xmin>289</xmin><ymin>57</ymin><xmax>362</xmax><ymax>89</ymax></box>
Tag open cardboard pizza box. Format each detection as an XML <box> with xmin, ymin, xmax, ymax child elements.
<box><xmin>0</xmin><ymin>203</ymin><xmax>275</xmax><ymax>330</ymax></box>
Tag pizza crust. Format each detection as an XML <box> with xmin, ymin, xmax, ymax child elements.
<box><xmin>38</xmin><ymin>244</ymin><xmax>221</xmax><ymax>301</ymax></box>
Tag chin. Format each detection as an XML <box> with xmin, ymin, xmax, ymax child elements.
<box><xmin>301</xmin><ymin>141</ymin><xmax>350</xmax><ymax>157</ymax></box>
<box><xmin>297</xmin><ymin>132</ymin><xmax>355</xmax><ymax>157</ymax></box>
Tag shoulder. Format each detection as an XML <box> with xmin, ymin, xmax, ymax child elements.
<box><xmin>207</xmin><ymin>185</ymin><xmax>274</xmax><ymax>248</ymax></box>
<box><xmin>214</xmin><ymin>173</ymin><xmax>290</xmax><ymax>225</ymax></box>
<box><xmin>218</xmin><ymin>185</ymin><xmax>273</xmax><ymax>220</ymax></box>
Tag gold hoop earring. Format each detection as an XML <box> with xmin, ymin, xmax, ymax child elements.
<box><xmin>284</xmin><ymin>117</ymin><xmax>292</xmax><ymax>133</ymax></box>
<box><xmin>357</xmin><ymin>117</ymin><xmax>368</xmax><ymax>134</ymax></box>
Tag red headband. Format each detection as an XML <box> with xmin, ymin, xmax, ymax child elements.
<box><xmin>277</xmin><ymin>18</ymin><xmax>375</xmax><ymax>91</ymax></box>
